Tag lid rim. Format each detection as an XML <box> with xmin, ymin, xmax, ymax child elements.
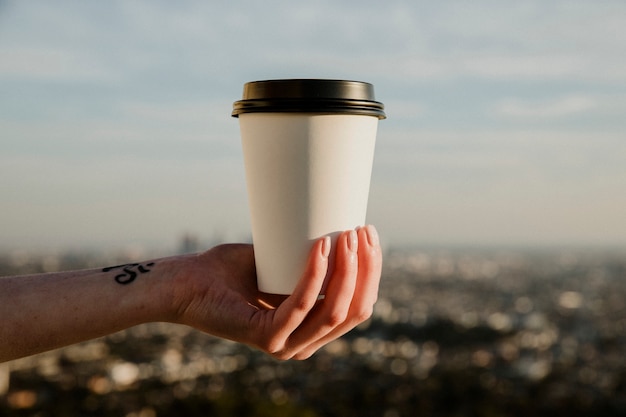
<box><xmin>232</xmin><ymin>108</ymin><xmax>386</xmax><ymax>119</ymax></box>
<box><xmin>232</xmin><ymin>79</ymin><xmax>386</xmax><ymax>119</ymax></box>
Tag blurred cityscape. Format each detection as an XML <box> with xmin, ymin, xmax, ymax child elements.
<box><xmin>2</xmin><ymin>241</ymin><xmax>626</xmax><ymax>416</ymax></box>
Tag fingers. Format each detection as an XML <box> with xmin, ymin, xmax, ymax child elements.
<box><xmin>354</xmin><ymin>225</ymin><xmax>383</xmax><ymax>308</ymax></box>
<box><xmin>257</xmin><ymin>236</ymin><xmax>331</xmax><ymax>356</ymax></box>
<box><xmin>283</xmin><ymin>230</ymin><xmax>360</xmax><ymax>351</ymax></box>
<box><xmin>259</xmin><ymin>226</ymin><xmax>382</xmax><ymax>360</ymax></box>
<box><xmin>293</xmin><ymin>225</ymin><xmax>382</xmax><ymax>359</ymax></box>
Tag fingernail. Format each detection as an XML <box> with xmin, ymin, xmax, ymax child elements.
<box><xmin>321</xmin><ymin>236</ymin><xmax>331</xmax><ymax>258</ymax></box>
<box><xmin>347</xmin><ymin>230</ymin><xmax>358</xmax><ymax>252</ymax></box>
<box><xmin>365</xmin><ymin>225</ymin><xmax>379</xmax><ymax>247</ymax></box>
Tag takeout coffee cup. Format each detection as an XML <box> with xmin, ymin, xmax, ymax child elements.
<box><xmin>232</xmin><ymin>79</ymin><xmax>385</xmax><ymax>294</ymax></box>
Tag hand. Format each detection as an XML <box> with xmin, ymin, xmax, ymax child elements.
<box><xmin>170</xmin><ymin>225</ymin><xmax>382</xmax><ymax>360</ymax></box>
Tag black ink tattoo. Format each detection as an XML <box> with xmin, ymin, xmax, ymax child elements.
<box><xmin>102</xmin><ymin>262</ymin><xmax>155</xmax><ymax>285</ymax></box>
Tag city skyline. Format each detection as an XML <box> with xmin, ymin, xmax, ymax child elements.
<box><xmin>1</xmin><ymin>1</ymin><xmax>625</xmax><ymax>251</ymax></box>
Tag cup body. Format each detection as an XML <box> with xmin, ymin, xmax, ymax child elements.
<box><xmin>233</xmin><ymin>79</ymin><xmax>385</xmax><ymax>294</ymax></box>
<box><xmin>239</xmin><ymin>113</ymin><xmax>378</xmax><ymax>294</ymax></box>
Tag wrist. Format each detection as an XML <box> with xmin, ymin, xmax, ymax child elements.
<box><xmin>142</xmin><ymin>254</ymin><xmax>188</xmax><ymax>324</ymax></box>
<box><xmin>153</xmin><ymin>252</ymin><xmax>210</xmax><ymax>325</ymax></box>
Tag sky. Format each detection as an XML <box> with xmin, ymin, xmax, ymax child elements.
<box><xmin>1</xmin><ymin>0</ymin><xmax>625</xmax><ymax>252</ymax></box>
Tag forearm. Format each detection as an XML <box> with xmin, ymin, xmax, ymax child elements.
<box><xmin>0</xmin><ymin>225</ymin><xmax>383</xmax><ymax>363</ymax></box>
<box><xmin>0</xmin><ymin>256</ymin><xmax>181</xmax><ymax>363</ymax></box>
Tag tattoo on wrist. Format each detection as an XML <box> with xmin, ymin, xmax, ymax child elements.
<box><xmin>102</xmin><ymin>262</ymin><xmax>155</xmax><ymax>285</ymax></box>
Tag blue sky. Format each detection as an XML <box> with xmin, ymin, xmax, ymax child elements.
<box><xmin>1</xmin><ymin>1</ymin><xmax>625</xmax><ymax>251</ymax></box>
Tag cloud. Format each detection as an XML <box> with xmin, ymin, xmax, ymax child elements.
<box><xmin>0</xmin><ymin>46</ymin><xmax>118</xmax><ymax>82</ymax></box>
<box><xmin>461</xmin><ymin>54</ymin><xmax>583</xmax><ymax>81</ymax></box>
<box><xmin>494</xmin><ymin>95</ymin><xmax>598</xmax><ymax>119</ymax></box>
<box><xmin>4</xmin><ymin>1</ymin><xmax>626</xmax><ymax>86</ymax></box>
<box><xmin>373</xmin><ymin>129</ymin><xmax>626</xmax><ymax>189</ymax></box>
<box><xmin>381</xmin><ymin>100</ymin><xmax>425</xmax><ymax>123</ymax></box>
<box><xmin>119</xmin><ymin>100</ymin><xmax>235</xmax><ymax>128</ymax></box>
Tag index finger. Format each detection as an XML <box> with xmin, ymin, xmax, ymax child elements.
<box><xmin>265</xmin><ymin>236</ymin><xmax>331</xmax><ymax>347</ymax></box>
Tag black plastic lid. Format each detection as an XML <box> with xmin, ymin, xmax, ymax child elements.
<box><xmin>232</xmin><ymin>79</ymin><xmax>386</xmax><ymax>119</ymax></box>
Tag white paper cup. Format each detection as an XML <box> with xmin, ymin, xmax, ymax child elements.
<box><xmin>232</xmin><ymin>79</ymin><xmax>385</xmax><ymax>294</ymax></box>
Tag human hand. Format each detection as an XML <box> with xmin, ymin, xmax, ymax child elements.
<box><xmin>169</xmin><ymin>225</ymin><xmax>382</xmax><ymax>360</ymax></box>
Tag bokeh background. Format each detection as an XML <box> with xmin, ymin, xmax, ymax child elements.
<box><xmin>2</xmin><ymin>1</ymin><xmax>626</xmax><ymax>416</ymax></box>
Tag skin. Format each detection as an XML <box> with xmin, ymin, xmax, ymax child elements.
<box><xmin>0</xmin><ymin>225</ymin><xmax>382</xmax><ymax>363</ymax></box>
